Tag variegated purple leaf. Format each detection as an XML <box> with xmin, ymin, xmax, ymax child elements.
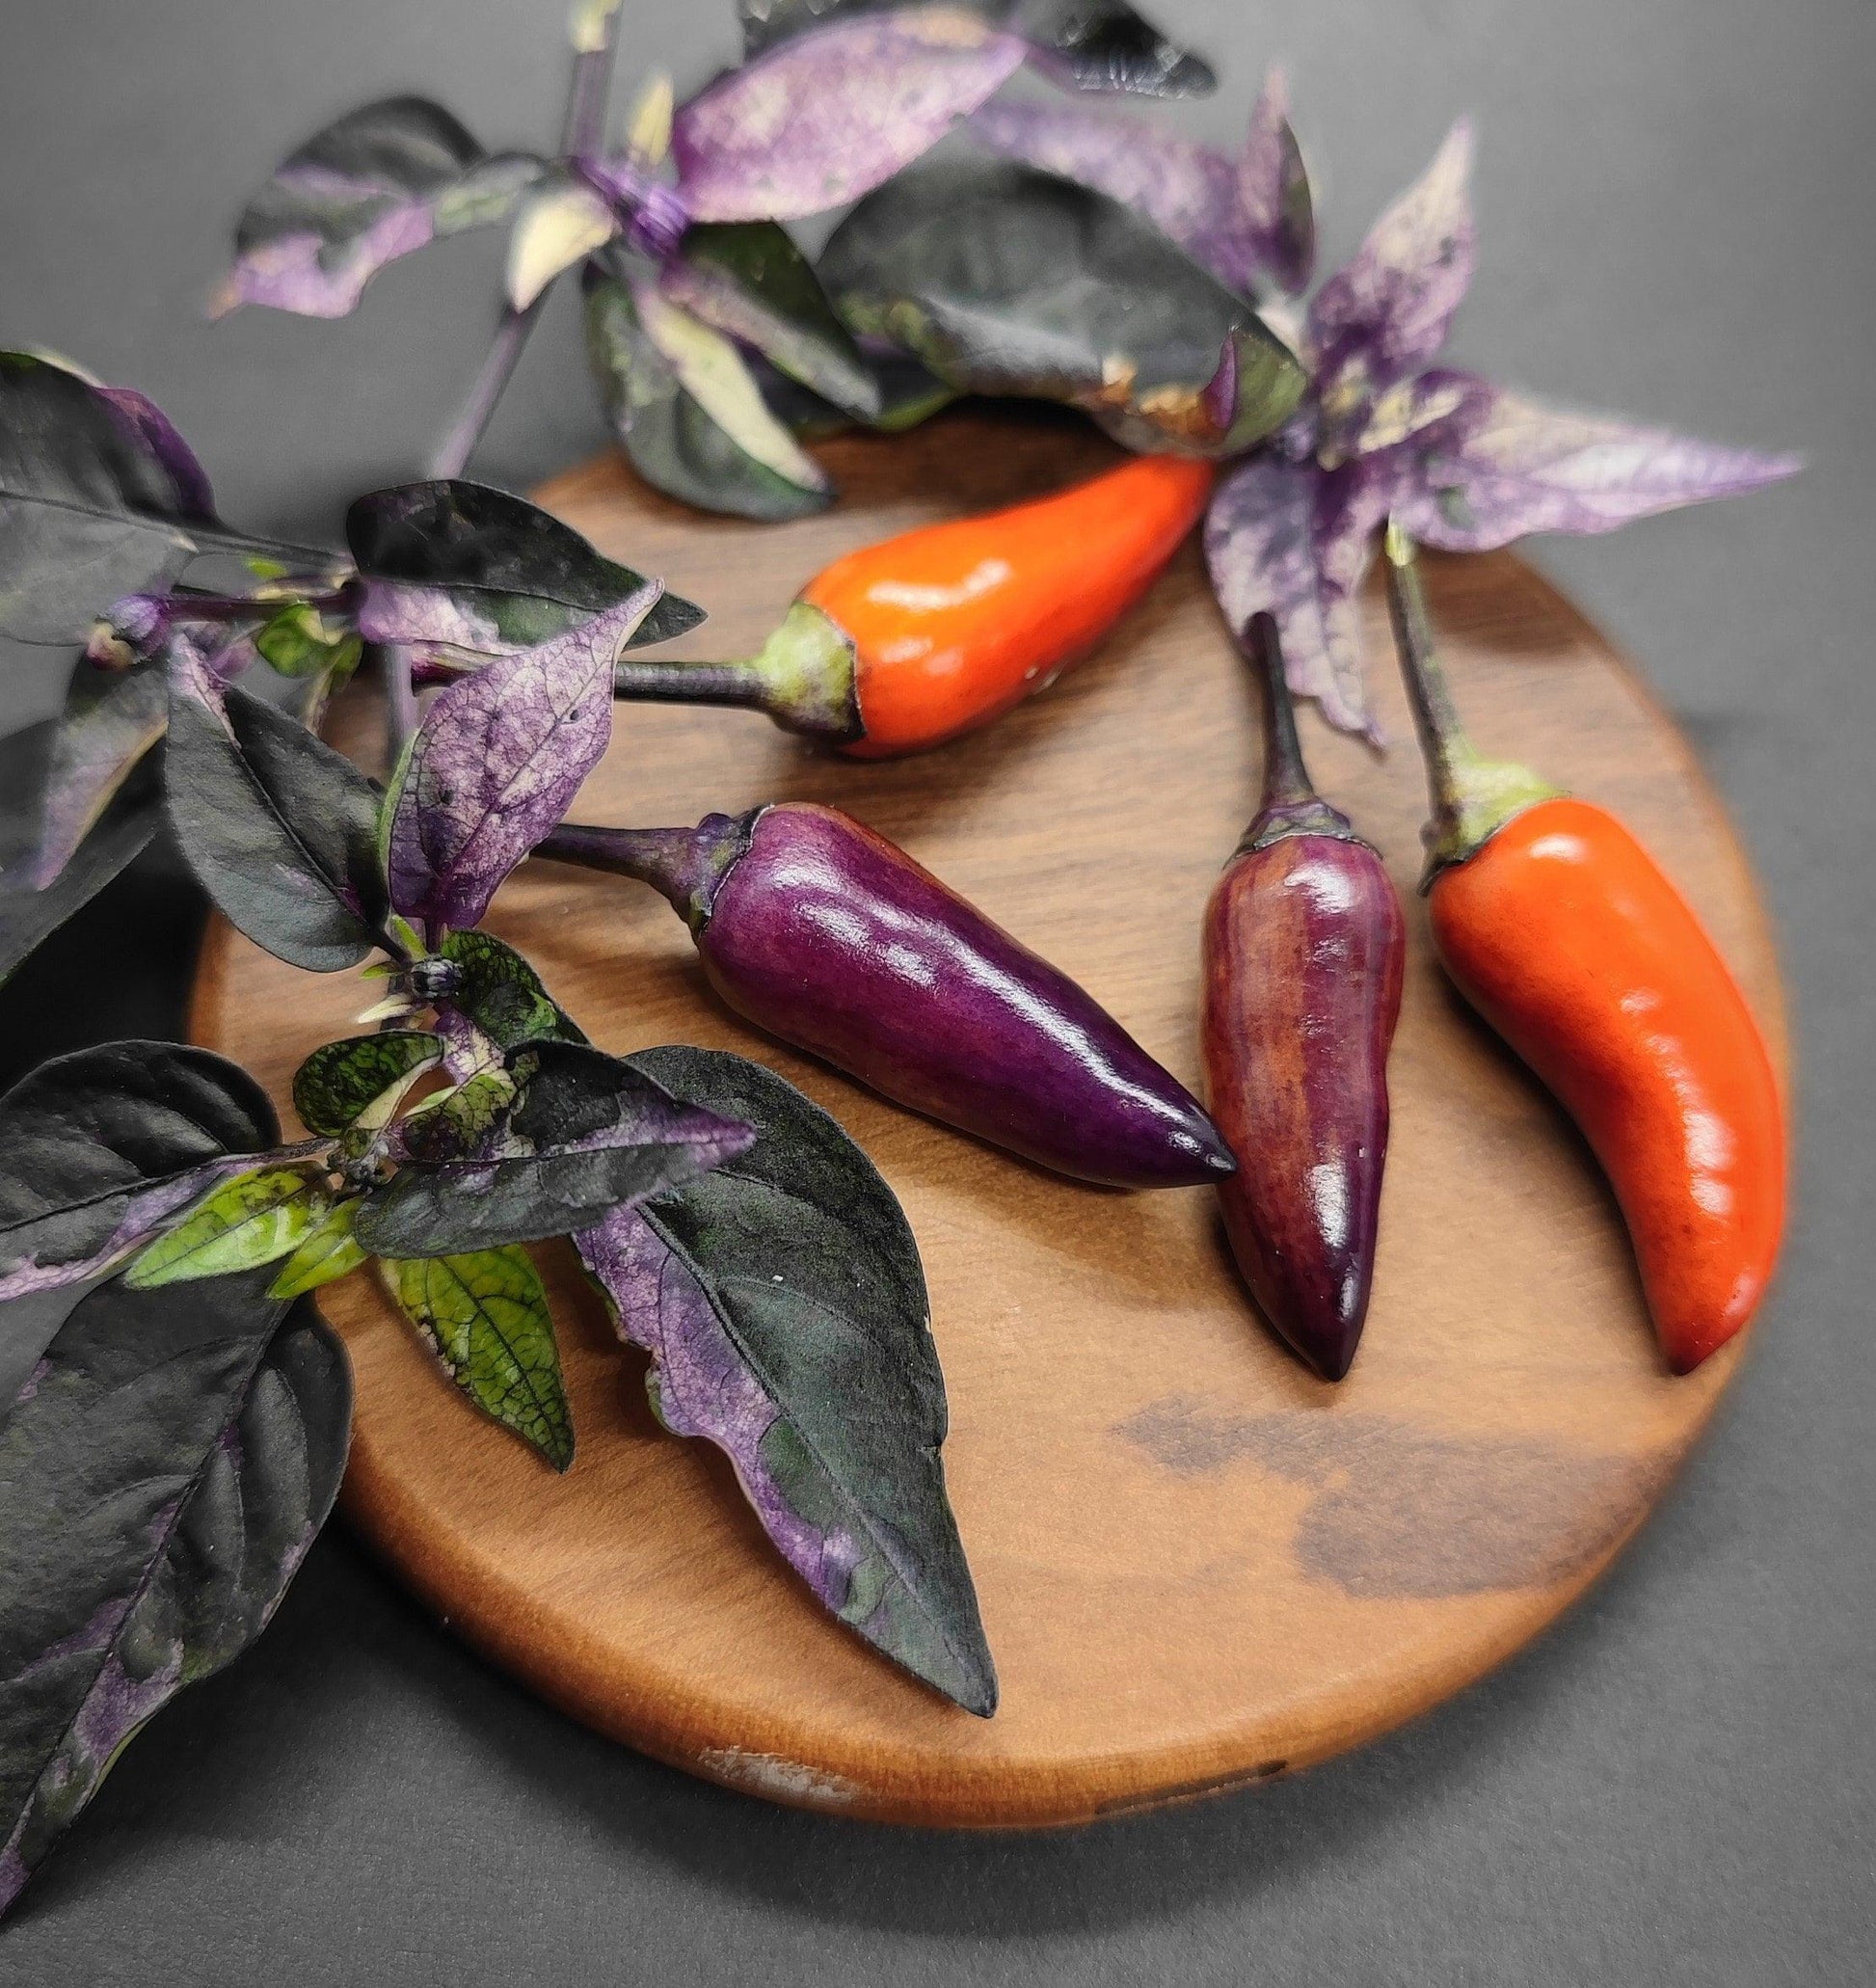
<box><xmin>213</xmin><ymin>97</ymin><xmax>546</xmax><ymax>318</ymax></box>
<box><xmin>1307</xmin><ymin>119</ymin><xmax>1474</xmax><ymax>403</ymax></box>
<box><xmin>672</xmin><ymin>11</ymin><xmax>1026</xmax><ymax>223</ymax></box>
<box><xmin>1396</xmin><ymin>383</ymin><xmax>1804</xmax><ymax>549</ymax></box>
<box><xmin>573</xmin><ymin>1044</ymin><xmax>995</xmax><ymax>1715</ymax></box>
<box><xmin>385</xmin><ymin>584</ymin><xmax>657</xmax><ymax>935</ymax></box>
<box><xmin>0</xmin><ymin>1041</ymin><xmax>276</xmax><ymax>1303</ymax></box>
<box><xmin>94</xmin><ymin>387</ymin><xmax>217</xmax><ymax>520</ymax></box>
<box><xmin>357</xmin><ymin>1040</ymin><xmax>752</xmax><ymax>1257</ymax></box>
<box><xmin>971</xmin><ymin>66</ymin><xmax>1310</xmax><ymax>295</ymax></box>
<box><xmin>1237</xmin><ymin>67</ymin><xmax>1314</xmax><ymax>295</ymax></box>
<box><xmin>1205</xmin><ymin>450</ymin><xmax>1405</xmax><ymax>739</ymax></box>
<box><xmin>0</xmin><ymin>1278</ymin><xmax>348</xmax><ymax>1919</ymax></box>
<box><xmin>738</xmin><ymin>0</ymin><xmax>1216</xmax><ymax>98</ymax></box>
<box><xmin>31</xmin><ymin>659</ymin><xmax>168</xmax><ymax>890</ymax></box>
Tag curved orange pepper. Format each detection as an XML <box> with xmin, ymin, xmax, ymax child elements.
<box><xmin>1429</xmin><ymin>797</ymin><xmax>1785</xmax><ymax>1371</ymax></box>
<box><xmin>803</xmin><ymin>453</ymin><xmax>1216</xmax><ymax>756</ymax></box>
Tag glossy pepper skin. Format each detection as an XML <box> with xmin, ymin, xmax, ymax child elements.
<box><xmin>1384</xmin><ymin>527</ymin><xmax>1785</xmax><ymax>1372</ymax></box>
<box><xmin>1200</xmin><ymin>617</ymin><xmax>1406</xmax><ymax>1380</ymax></box>
<box><xmin>542</xmin><ymin>803</ymin><xmax>1236</xmax><ymax>1190</ymax></box>
<box><xmin>598</xmin><ymin>455</ymin><xmax>1218</xmax><ymax>755</ymax></box>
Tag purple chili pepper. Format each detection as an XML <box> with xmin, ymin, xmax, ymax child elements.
<box><xmin>1199</xmin><ymin>614</ymin><xmax>1406</xmax><ymax>1380</ymax></box>
<box><xmin>541</xmin><ymin>802</ymin><xmax>1234</xmax><ymax>1191</ymax></box>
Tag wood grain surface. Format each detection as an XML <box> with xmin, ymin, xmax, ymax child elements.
<box><xmin>189</xmin><ymin>410</ymin><xmax>1789</xmax><ymax>1828</ymax></box>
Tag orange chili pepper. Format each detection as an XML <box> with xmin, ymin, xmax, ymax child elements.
<box><xmin>1382</xmin><ymin>525</ymin><xmax>1785</xmax><ymax>1372</ymax></box>
<box><xmin>604</xmin><ymin>454</ymin><xmax>1217</xmax><ymax>755</ymax></box>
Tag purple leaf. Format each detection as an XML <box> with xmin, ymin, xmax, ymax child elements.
<box><xmin>568</xmin><ymin>1044</ymin><xmax>996</xmax><ymax>1715</ymax></box>
<box><xmin>386</xmin><ymin>583</ymin><xmax>658</xmax><ymax>935</ymax></box>
<box><xmin>1397</xmin><ymin>383</ymin><xmax>1804</xmax><ymax>549</ymax></box>
<box><xmin>1237</xmin><ymin>67</ymin><xmax>1314</xmax><ymax>295</ymax></box>
<box><xmin>673</xmin><ymin>12</ymin><xmax>1026</xmax><ymax>223</ymax></box>
<box><xmin>577</xmin><ymin>1202</ymin><xmax>862</xmax><ymax>1604</ymax></box>
<box><xmin>1205</xmin><ymin>450</ymin><xmax>1405</xmax><ymax>739</ymax></box>
<box><xmin>1307</xmin><ymin>119</ymin><xmax>1474</xmax><ymax>401</ymax></box>
<box><xmin>213</xmin><ymin>98</ymin><xmax>545</xmax><ymax>318</ymax></box>
<box><xmin>970</xmin><ymin>64</ymin><xmax>1312</xmax><ymax>295</ymax></box>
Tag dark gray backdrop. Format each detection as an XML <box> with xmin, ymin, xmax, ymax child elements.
<box><xmin>2</xmin><ymin>1</ymin><xmax>1871</xmax><ymax>1980</ymax></box>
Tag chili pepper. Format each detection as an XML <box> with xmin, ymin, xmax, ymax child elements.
<box><xmin>540</xmin><ymin>802</ymin><xmax>1235</xmax><ymax>1189</ymax></box>
<box><xmin>587</xmin><ymin>453</ymin><xmax>1217</xmax><ymax>755</ymax></box>
<box><xmin>1199</xmin><ymin>615</ymin><xmax>1406</xmax><ymax>1381</ymax></box>
<box><xmin>1381</xmin><ymin>524</ymin><xmax>1785</xmax><ymax>1372</ymax></box>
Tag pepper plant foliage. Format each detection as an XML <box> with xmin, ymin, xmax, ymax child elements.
<box><xmin>214</xmin><ymin>0</ymin><xmax>1295</xmax><ymax>518</ymax></box>
<box><xmin>0</xmin><ymin>366</ymin><xmax>996</xmax><ymax>1919</ymax></box>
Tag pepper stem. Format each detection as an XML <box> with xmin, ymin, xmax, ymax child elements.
<box><xmin>1381</xmin><ymin>521</ymin><xmax>1558</xmax><ymax>881</ymax></box>
<box><xmin>534</xmin><ymin>813</ymin><xmax>758</xmax><ymax>933</ymax></box>
<box><xmin>415</xmin><ymin>600</ymin><xmax>863</xmax><ymax>743</ymax></box>
<box><xmin>1235</xmin><ymin>613</ymin><xmax>1357</xmax><ymax>852</ymax></box>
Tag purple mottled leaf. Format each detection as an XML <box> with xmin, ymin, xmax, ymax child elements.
<box><xmin>31</xmin><ymin>659</ymin><xmax>168</xmax><ymax>890</ymax></box>
<box><xmin>738</xmin><ymin>0</ymin><xmax>1217</xmax><ymax>98</ymax></box>
<box><xmin>673</xmin><ymin>12</ymin><xmax>1026</xmax><ymax>223</ymax></box>
<box><xmin>357</xmin><ymin>1039</ymin><xmax>752</xmax><ymax>1256</ymax></box>
<box><xmin>574</xmin><ymin>1045</ymin><xmax>996</xmax><ymax>1716</ymax></box>
<box><xmin>0</xmin><ymin>1278</ymin><xmax>348</xmax><ymax>1918</ymax></box>
<box><xmin>1307</xmin><ymin>120</ymin><xmax>1474</xmax><ymax>400</ymax></box>
<box><xmin>1205</xmin><ymin>450</ymin><xmax>1405</xmax><ymax>739</ymax></box>
<box><xmin>385</xmin><ymin>585</ymin><xmax>657</xmax><ymax>935</ymax></box>
<box><xmin>970</xmin><ymin>67</ymin><xmax>1310</xmax><ymax>295</ymax></box>
<box><xmin>1396</xmin><ymin>383</ymin><xmax>1804</xmax><ymax>549</ymax></box>
<box><xmin>214</xmin><ymin>97</ymin><xmax>545</xmax><ymax>318</ymax></box>
<box><xmin>0</xmin><ymin>1040</ymin><xmax>275</xmax><ymax>1303</ymax></box>
<box><xmin>347</xmin><ymin>480</ymin><xmax>702</xmax><ymax>655</ymax></box>
<box><xmin>1237</xmin><ymin>67</ymin><xmax>1314</xmax><ymax>294</ymax></box>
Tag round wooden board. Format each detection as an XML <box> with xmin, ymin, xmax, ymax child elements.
<box><xmin>190</xmin><ymin>411</ymin><xmax>1788</xmax><ymax>1829</ymax></box>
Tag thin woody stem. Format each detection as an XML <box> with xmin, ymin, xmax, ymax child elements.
<box><xmin>407</xmin><ymin>651</ymin><xmax>773</xmax><ymax>711</ymax></box>
<box><xmin>424</xmin><ymin>7</ymin><xmax>623</xmax><ymax>483</ymax></box>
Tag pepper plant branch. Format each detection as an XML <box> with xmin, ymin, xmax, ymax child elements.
<box><xmin>425</xmin><ymin>4</ymin><xmax>623</xmax><ymax>484</ymax></box>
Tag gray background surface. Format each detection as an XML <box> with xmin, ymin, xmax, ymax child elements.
<box><xmin>1</xmin><ymin>0</ymin><xmax>1871</xmax><ymax>1979</ymax></box>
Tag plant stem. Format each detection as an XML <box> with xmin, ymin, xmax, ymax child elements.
<box><xmin>1380</xmin><ymin>521</ymin><xmax>1470</xmax><ymax>819</ymax></box>
<box><xmin>1380</xmin><ymin>520</ymin><xmax>1558</xmax><ymax>879</ymax></box>
<box><xmin>379</xmin><ymin>642</ymin><xmax>420</xmax><ymax>754</ymax></box>
<box><xmin>536</xmin><ymin>812</ymin><xmax>755</xmax><ymax>932</ymax></box>
<box><xmin>424</xmin><ymin>6</ymin><xmax>624</xmax><ymax>483</ymax></box>
<box><xmin>426</xmin><ymin>299</ymin><xmax>548</xmax><ymax>480</ymax></box>
<box><xmin>170</xmin><ymin>585</ymin><xmax>351</xmax><ymax>622</ymax></box>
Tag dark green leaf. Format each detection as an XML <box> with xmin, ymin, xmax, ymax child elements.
<box><xmin>584</xmin><ymin>273</ymin><xmax>834</xmax><ymax>522</ymax></box>
<box><xmin>347</xmin><ymin>479</ymin><xmax>703</xmax><ymax>655</ymax></box>
<box><xmin>292</xmin><ymin>1031</ymin><xmax>444</xmax><ymax>1137</ymax></box>
<box><xmin>436</xmin><ymin>929</ymin><xmax>585</xmax><ymax>1052</ymax></box>
<box><xmin>354</xmin><ymin>1040</ymin><xmax>752</xmax><ymax>1256</ymax></box>
<box><xmin>0</xmin><ymin>732</ymin><xmax>162</xmax><ymax>990</ymax></box>
<box><xmin>0</xmin><ymin>352</ymin><xmax>311</xmax><ymax>642</ymax></box>
<box><xmin>750</xmin><ymin>342</ymin><xmax>954</xmax><ymax>439</ymax></box>
<box><xmin>165</xmin><ymin>643</ymin><xmax>389</xmax><ymax>972</ymax></box>
<box><xmin>381</xmin><ymin>1248</ymin><xmax>570</xmax><ymax>1468</ymax></box>
<box><xmin>661</xmin><ymin>223</ymin><xmax>880</xmax><ymax>419</ymax></box>
<box><xmin>0</xmin><ymin>1041</ymin><xmax>274</xmax><ymax>1302</ymax></box>
<box><xmin>33</xmin><ymin>658</ymin><xmax>168</xmax><ymax>889</ymax></box>
<box><xmin>0</xmin><ymin>1276</ymin><xmax>350</xmax><ymax>1918</ymax></box>
<box><xmin>575</xmin><ymin>1047</ymin><xmax>995</xmax><ymax>1715</ymax></box>
<box><xmin>821</xmin><ymin>160</ymin><xmax>1304</xmax><ymax>456</ymax></box>
<box><xmin>122</xmin><ymin>1166</ymin><xmax>332</xmax><ymax>1288</ymax></box>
